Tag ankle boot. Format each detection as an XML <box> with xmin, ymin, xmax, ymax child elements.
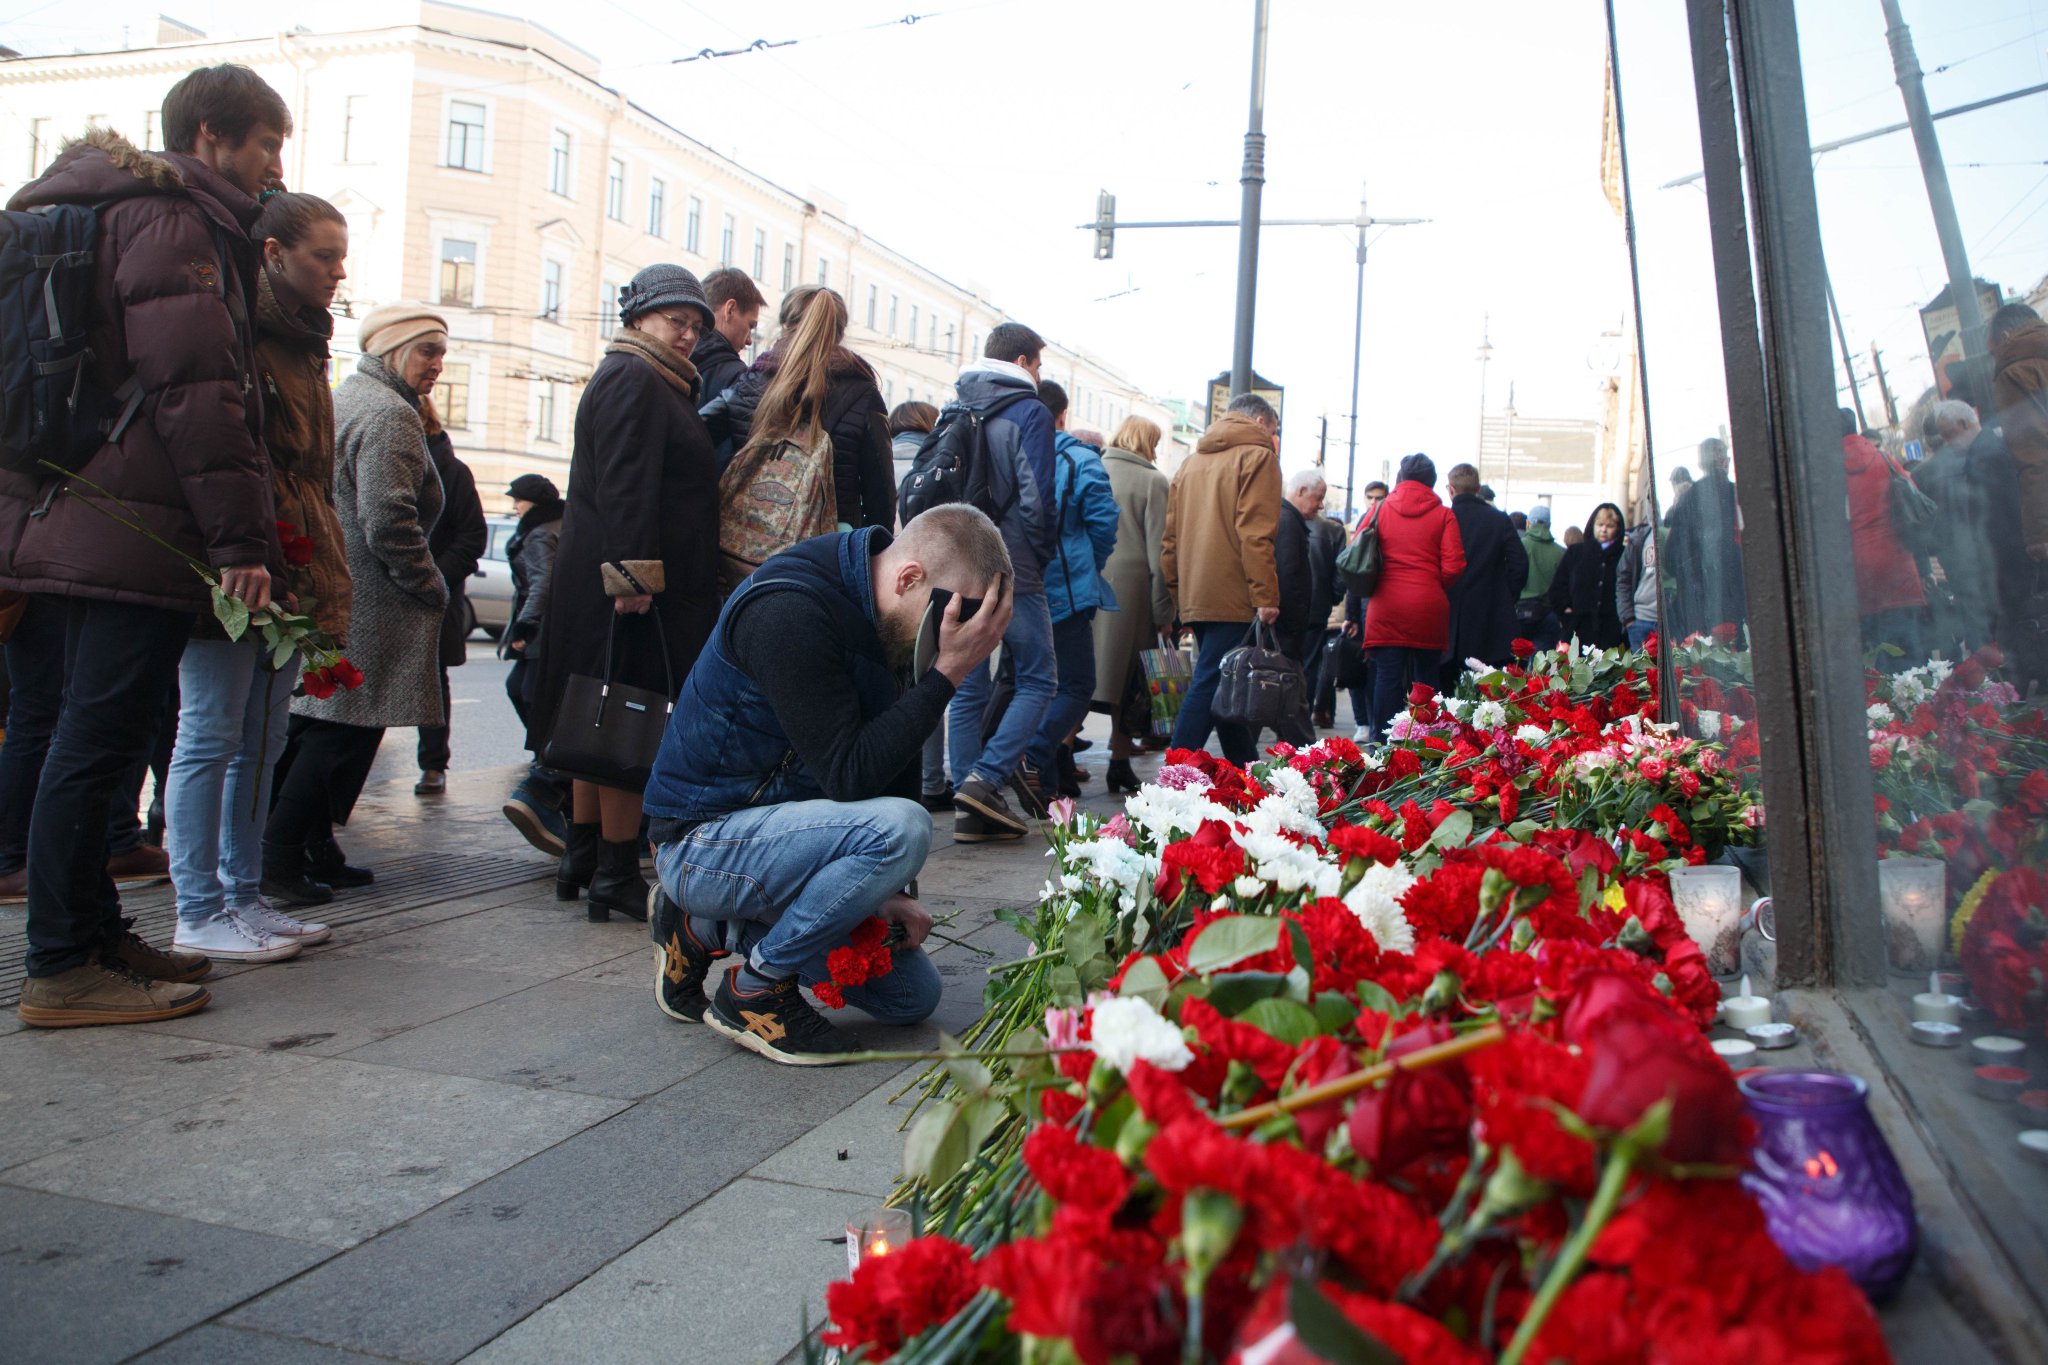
<box><xmin>556</xmin><ymin>821</ymin><xmax>601</xmax><ymax>901</ymax></box>
<box><xmin>261</xmin><ymin>842</ymin><xmax>335</xmax><ymax>908</ymax></box>
<box><xmin>308</xmin><ymin>836</ymin><xmax>374</xmax><ymax>888</ymax></box>
<box><xmin>1106</xmin><ymin>758</ymin><xmax>1140</xmax><ymax>795</ymax></box>
<box><xmin>586</xmin><ymin>837</ymin><xmax>650</xmax><ymax>924</ymax></box>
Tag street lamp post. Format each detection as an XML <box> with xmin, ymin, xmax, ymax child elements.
<box><xmin>1230</xmin><ymin>0</ymin><xmax>1271</xmax><ymax>399</ymax></box>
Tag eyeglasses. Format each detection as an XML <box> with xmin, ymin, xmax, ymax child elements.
<box><xmin>656</xmin><ymin>311</ymin><xmax>701</xmax><ymax>334</ymax></box>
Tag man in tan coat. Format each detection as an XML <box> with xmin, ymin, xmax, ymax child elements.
<box><xmin>1161</xmin><ymin>393</ymin><xmax>1283</xmax><ymax>764</ymax></box>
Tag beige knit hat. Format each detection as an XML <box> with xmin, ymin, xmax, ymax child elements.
<box><xmin>359</xmin><ymin>303</ymin><xmax>449</xmax><ymax>358</ymax></box>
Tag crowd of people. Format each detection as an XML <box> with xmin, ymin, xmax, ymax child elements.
<box><xmin>5</xmin><ymin>62</ymin><xmax>2048</xmax><ymax>1068</ymax></box>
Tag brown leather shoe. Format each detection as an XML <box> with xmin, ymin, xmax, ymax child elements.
<box><xmin>17</xmin><ymin>961</ymin><xmax>210</xmax><ymax>1028</ymax></box>
<box><xmin>0</xmin><ymin>867</ymin><xmax>25</xmax><ymax>903</ymax></box>
<box><xmin>414</xmin><ymin>769</ymin><xmax>446</xmax><ymax>796</ymax></box>
<box><xmin>103</xmin><ymin>917</ymin><xmax>211</xmax><ymax>984</ymax></box>
<box><xmin>105</xmin><ymin>844</ymin><xmax>170</xmax><ymax>881</ymax></box>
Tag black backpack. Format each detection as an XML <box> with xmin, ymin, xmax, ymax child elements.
<box><xmin>0</xmin><ymin>203</ymin><xmax>145</xmax><ymax>476</ymax></box>
<box><xmin>897</xmin><ymin>390</ymin><xmax>1034</xmax><ymax>524</ymax></box>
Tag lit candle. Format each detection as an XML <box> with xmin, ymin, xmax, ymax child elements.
<box><xmin>1670</xmin><ymin>864</ymin><xmax>1744</xmax><ymax>976</ymax></box>
<box><xmin>1878</xmin><ymin>856</ymin><xmax>1946</xmax><ymax>973</ymax></box>
<box><xmin>1746</xmin><ymin>1021</ymin><xmax>1798</xmax><ymax>1051</ymax></box>
<box><xmin>1972</xmin><ymin>1065</ymin><xmax>2027</xmax><ymax>1101</ymax></box>
<box><xmin>1910</xmin><ymin>1021</ymin><xmax>1963</xmax><ymax>1048</ymax></box>
<box><xmin>1910</xmin><ymin>971</ymin><xmax>1961</xmax><ymax>1026</ymax></box>
<box><xmin>845</xmin><ymin>1207</ymin><xmax>913</xmax><ymax>1274</ymax></box>
<box><xmin>2019</xmin><ymin>1131</ymin><xmax>2048</xmax><ymax>1166</ymax></box>
<box><xmin>1970</xmin><ymin>1035</ymin><xmax>2027</xmax><ymax>1067</ymax></box>
<box><xmin>1721</xmin><ymin>976</ymin><xmax>1772</xmax><ymax>1029</ymax></box>
<box><xmin>1712</xmin><ymin>1037</ymin><xmax>1759</xmax><ymax>1064</ymax></box>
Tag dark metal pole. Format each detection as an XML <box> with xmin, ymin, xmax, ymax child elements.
<box><xmin>1345</xmin><ymin>200</ymin><xmax>1366</xmax><ymax>520</ymax></box>
<box><xmin>1822</xmin><ymin>258</ymin><xmax>1868</xmax><ymax>427</ymax></box>
<box><xmin>1877</xmin><ymin>0</ymin><xmax>1986</xmax><ymax>360</ymax></box>
<box><xmin>1230</xmin><ymin>0</ymin><xmax>1270</xmax><ymax>399</ymax></box>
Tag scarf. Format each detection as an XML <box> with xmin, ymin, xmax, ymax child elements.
<box><xmin>607</xmin><ymin>328</ymin><xmax>700</xmax><ymax>401</ymax></box>
<box><xmin>255</xmin><ymin>268</ymin><xmax>333</xmax><ymax>355</ymax></box>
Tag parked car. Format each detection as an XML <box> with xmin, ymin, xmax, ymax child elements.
<box><xmin>468</xmin><ymin>514</ymin><xmax>517</xmax><ymax>640</ymax></box>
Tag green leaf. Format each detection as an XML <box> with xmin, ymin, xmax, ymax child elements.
<box><xmin>1237</xmin><ymin>997</ymin><xmax>1320</xmax><ymax>1046</ymax></box>
<box><xmin>211</xmin><ymin>586</ymin><xmax>250</xmax><ymax>642</ymax></box>
<box><xmin>1429</xmin><ymin>808</ymin><xmax>1475</xmax><ymax>851</ymax></box>
<box><xmin>1203</xmin><ymin>970</ymin><xmax>1291</xmax><ymax>1015</ymax></box>
<box><xmin>1116</xmin><ymin>955</ymin><xmax>1171</xmax><ymax>1010</ymax></box>
<box><xmin>1310</xmin><ymin>991</ymin><xmax>1359</xmax><ymax>1034</ymax></box>
<box><xmin>1185</xmin><ymin>916</ymin><xmax>1282</xmax><ymax>974</ymax></box>
<box><xmin>959</xmin><ymin>1094</ymin><xmax>1006</xmax><ymax>1155</ymax></box>
<box><xmin>270</xmin><ymin>634</ymin><xmax>297</xmax><ymax>671</ymax></box>
<box><xmin>1286</xmin><ymin>919</ymin><xmax>1315</xmax><ymax>976</ymax></box>
<box><xmin>902</xmin><ymin>1102</ymin><xmax>966</xmax><ymax>1184</ymax></box>
<box><xmin>1355</xmin><ymin>980</ymin><xmax>1400</xmax><ymax>1017</ymax></box>
<box><xmin>1288</xmin><ymin>1277</ymin><xmax>1400</xmax><ymax>1365</ymax></box>
<box><xmin>1048</xmin><ymin>963</ymin><xmax>1084</xmax><ymax>1005</ymax></box>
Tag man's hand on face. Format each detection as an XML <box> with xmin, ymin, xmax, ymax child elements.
<box><xmin>934</xmin><ymin>575</ymin><xmax>1013</xmax><ymax>685</ymax></box>
<box><xmin>878</xmin><ymin>892</ymin><xmax>933</xmax><ymax>950</ymax></box>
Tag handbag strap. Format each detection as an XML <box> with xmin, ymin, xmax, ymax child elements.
<box><xmin>600</xmin><ymin>610</ymin><xmax>677</xmax><ymax>703</ymax></box>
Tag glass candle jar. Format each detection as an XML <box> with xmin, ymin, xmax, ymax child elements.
<box><xmin>1738</xmin><ymin>1070</ymin><xmax>1917</xmax><ymax>1302</ymax></box>
<box><xmin>1877</xmin><ymin>856</ymin><xmax>1946</xmax><ymax>974</ymax></box>
<box><xmin>1669</xmin><ymin>863</ymin><xmax>1744</xmax><ymax>976</ymax></box>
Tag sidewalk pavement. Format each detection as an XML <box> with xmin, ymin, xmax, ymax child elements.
<box><xmin>0</xmin><ymin>731</ymin><xmax>1142</xmax><ymax>1364</ymax></box>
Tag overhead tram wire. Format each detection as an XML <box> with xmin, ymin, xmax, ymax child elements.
<box><xmin>667</xmin><ymin>0</ymin><xmax>1030</xmax><ymax>65</ymax></box>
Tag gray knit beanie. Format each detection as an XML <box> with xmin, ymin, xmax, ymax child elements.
<box><xmin>618</xmin><ymin>264</ymin><xmax>713</xmax><ymax>329</ymax></box>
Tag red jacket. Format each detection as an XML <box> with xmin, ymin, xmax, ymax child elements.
<box><xmin>0</xmin><ymin>129</ymin><xmax>278</xmax><ymax>612</ymax></box>
<box><xmin>1362</xmin><ymin>479</ymin><xmax>1466</xmax><ymax>651</ymax></box>
<box><xmin>1842</xmin><ymin>434</ymin><xmax>1925</xmax><ymax>616</ymax></box>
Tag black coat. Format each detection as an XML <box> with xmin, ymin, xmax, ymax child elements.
<box><xmin>699</xmin><ymin>348</ymin><xmax>895</xmax><ymax>531</ymax></box>
<box><xmin>425</xmin><ymin>430</ymin><xmax>487</xmax><ymax>668</ymax></box>
<box><xmin>1307</xmin><ymin>514</ymin><xmax>1346</xmax><ymax>627</ymax></box>
<box><xmin>691</xmin><ymin>330</ymin><xmax>749</xmax><ymax>405</ymax></box>
<box><xmin>1663</xmin><ymin>471</ymin><xmax>1745</xmax><ymax>640</ymax></box>
<box><xmin>1550</xmin><ymin>537</ymin><xmax>1626</xmax><ymax>649</ymax></box>
<box><xmin>1275</xmin><ymin>499</ymin><xmax>1315</xmax><ymax>639</ymax></box>
<box><xmin>504</xmin><ymin>500</ymin><xmax>563</xmax><ymax>651</ymax></box>
<box><xmin>527</xmin><ymin>349</ymin><xmax>719</xmax><ymax>769</ymax></box>
<box><xmin>1445</xmin><ymin>493</ymin><xmax>1528</xmax><ymax>666</ymax></box>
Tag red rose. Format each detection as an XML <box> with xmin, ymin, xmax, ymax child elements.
<box><xmin>1407</xmin><ymin>681</ymin><xmax>1435</xmax><ymax>706</ymax></box>
<box><xmin>300</xmin><ymin>666</ymin><xmax>338</xmax><ymax>699</ymax></box>
<box><xmin>1565</xmin><ymin>973</ymin><xmax>1748</xmax><ymax>1165</ymax></box>
<box><xmin>1511</xmin><ymin>637</ymin><xmax>1536</xmax><ymax>658</ymax></box>
<box><xmin>330</xmin><ymin>658</ymin><xmax>365</xmax><ymax>690</ymax></box>
<box><xmin>1346</xmin><ymin>1058</ymin><xmax>1471</xmax><ymax>1176</ymax></box>
<box><xmin>823</xmin><ymin>1235</ymin><xmax>978</xmax><ymax>1358</ymax></box>
<box><xmin>1070</xmin><ymin>1261</ymin><xmax>1181</xmax><ymax>1365</ymax></box>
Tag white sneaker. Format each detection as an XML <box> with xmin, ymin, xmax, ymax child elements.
<box><xmin>173</xmin><ymin>910</ymin><xmax>304</xmax><ymax>963</ymax></box>
<box><xmin>235</xmin><ymin>898</ymin><xmax>332</xmax><ymax>946</ymax></box>
<box><xmin>1353</xmin><ymin>727</ymin><xmax>1375</xmax><ymax>744</ymax></box>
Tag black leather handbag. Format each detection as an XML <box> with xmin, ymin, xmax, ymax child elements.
<box><xmin>542</xmin><ymin>613</ymin><xmax>675</xmax><ymax>790</ymax></box>
<box><xmin>1213</xmin><ymin>620</ymin><xmax>1306</xmax><ymax>731</ymax></box>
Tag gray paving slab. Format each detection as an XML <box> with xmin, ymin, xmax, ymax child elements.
<box><xmin>337</xmin><ymin>977</ymin><xmax>732</xmax><ymax>1099</ymax></box>
<box><xmin>461</xmin><ymin>1177</ymin><xmax>874</xmax><ymax>1365</ymax></box>
<box><xmin>4</xmin><ymin>1057</ymin><xmax>624</xmax><ymax>1248</ymax></box>
<box><xmin>745</xmin><ymin>1065</ymin><xmax>927</xmax><ymax>1199</ymax></box>
<box><xmin>0</xmin><ymin>1185</ymin><xmax>330</xmax><ymax>1365</ymax></box>
<box><xmin>132</xmin><ymin>1324</ymin><xmax>398</xmax><ymax>1364</ymax></box>
<box><xmin>125</xmin><ymin>952</ymin><xmax>549</xmax><ymax>1057</ymax></box>
<box><xmin>227</xmin><ymin>1100</ymin><xmax>808</xmax><ymax>1364</ymax></box>
<box><xmin>0</xmin><ymin>1031</ymin><xmax>317</xmax><ymax>1172</ymax></box>
<box><xmin>649</xmin><ymin>1048</ymin><xmax>914</xmax><ymax>1128</ymax></box>
<box><xmin>325</xmin><ymin>895</ymin><xmax>652</xmax><ymax>980</ymax></box>
<box><xmin>563</xmin><ymin>946</ymin><xmax>657</xmax><ymax>989</ymax></box>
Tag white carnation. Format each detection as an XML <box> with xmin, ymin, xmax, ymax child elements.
<box><xmin>1233</xmin><ymin>876</ymin><xmax>1266</xmax><ymax>899</ymax></box>
<box><xmin>1061</xmin><ymin>838</ymin><xmax>1161</xmax><ymax>903</ymax></box>
<box><xmin>1472</xmin><ymin>700</ymin><xmax>1508</xmax><ymax>731</ymax></box>
<box><xmin>1442</xmin><ymin>696</ymin><xmax>1473</xmax><ymax>722</ymax></box>
<box><xmin>1515</xmin><ymin>723</ymin><xmax>1551</xmax><ymax>745</ymax></box>
<box><xmin>1126</xmin><ymin>785</ymin><xmax>1235</xmax><ymax>842</ymax></box>
<box><xmin>1089</xmin><ymin>996</ymin><xmax>1194</xmax><ymax>1073</ymax></box>
<box><xmin>1250</xmin><ymin>767</ymin><xmax>1326</xmax><ymax>840</ymax></box>
<box><xmin>1343</xmin><ymin>862</ymin><xmax>1418</xmax><ymax>953</ymax></box>
<box><xmin>1866</xmin><ymin>702</ymin><xmax>1895</xmax><ymax>730</ymax></box>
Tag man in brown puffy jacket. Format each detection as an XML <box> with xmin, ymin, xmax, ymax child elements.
<box><xmin>5</xmin><ymin>66</ymin><xmax>290</xmax><ymax>1028</ymax></box>
<box><xmin>1161</xmin><ymin>393</ymin><xmax>1283</xmax><ymax>765</ymax></box>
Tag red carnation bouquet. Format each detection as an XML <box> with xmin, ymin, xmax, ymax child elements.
<box><xmin>812</xmin><ymin>917</ymin><xmax>895</xmax><ymax>1009</ymax></box>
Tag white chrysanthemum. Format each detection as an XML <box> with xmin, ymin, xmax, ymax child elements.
<box><xmin>1343</xmin><ymin>862</ymin><xmax>1418</xmax><ymax>953</ymax></box>
<box><xmin>1442</xmin><ymin>696</ymin><xmax>1474</xmax><ymax>722</ymax></box>
<box><xmin>1088</xmin><ymin>996</ymin><xmax>1194</xmax><ymax>1073</ymax></box>
<box><xmin>1515</xmin><ymin>723</ymin><xmax>1551</xmax><ymax>746</ymax></box>
<box><xmin>1696</xmin><ymin>710</ymin><xmax>1724</xmax><ymax>741</ymax></box>
<box><xmin>1472</xmin><ymin>700</ymin><xmax>1508</xmax><ymax>730</ymax></box>
<box><xmin>1233</xmin><ymin>875</ymin><xmax>1266</xmax><ymax>899</ymax></box>
<box><xmin>1061</xmin><ymin>838</ymin><xmax>1161</xmax><ymax>901</ymax></box>
<box><xmin>1125</xmin><ymin>784</ymin><xmax>1235</xmax><ymax>842</ymax></box>
<box><xmin>1252</xmin><ymin>767</ymin><xmax>1326</xmax><ymax>840</ymax></box>
<box><xmin>1233</xmin><ymin>826</ymin><xmax>1341</xmax><ymax>897</ymax></box>
<box><xmin>1867</xmin><ymin>701</ymin><xmax>1895</xmax><ymax>731</ymax></box>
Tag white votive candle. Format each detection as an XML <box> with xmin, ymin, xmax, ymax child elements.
<box><xmin>1911</xmin><ymin>972</ymin><xmax>1962</xmax><ymax>1026</ymax></box>
<box><xmin>1911</xmin><ymin>1021</ymin><xmax>1964</xmax><ymax>1048</ymax></box>
<box><xmin>1970</xmin><ymin>1035</ymin><xmax>2027</xmax><ymax>1066</ymax></box>
<box><xmin>1720</xmin><ymin>975</ymin><xmax>1772</xmax><ymax>1029</ymax></box>
<box><xmin>1712</xmin><ymin>1037</ymin><xmax>1758</xmax><ymax>1064</ymax></box>
<box><xmin>2018</xmin><ymin>1131</ymin><xmax>2048</xmax><ymax>1166</ymax></box>
<box><xmin>1746</xmin><ymin>1022</ymin><xmax>1798</xmax><ymax>1050</ymax></box>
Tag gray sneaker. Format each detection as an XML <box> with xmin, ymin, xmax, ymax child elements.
<box><xmin>953</xmin><ymin>777</ymin><xmax>1029</xmax><ymax>839</ymax></box>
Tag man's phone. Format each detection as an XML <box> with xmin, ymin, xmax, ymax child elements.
<box><xmin>914</xmin><ymin>588</ymin><xmax>985</xmax><ymax>678</ymax></box>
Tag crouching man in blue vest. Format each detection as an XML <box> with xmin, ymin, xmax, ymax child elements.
<box><xmin>643</xmin><ymin>506</ymin><xmax>1015</xmax><ymax>1065</ymax></box>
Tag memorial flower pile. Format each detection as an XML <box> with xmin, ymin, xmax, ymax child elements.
<box><xmin>810</xmin><ymin>645</ymin><xmax>1890</xmax><ymax>1362</ymax></box>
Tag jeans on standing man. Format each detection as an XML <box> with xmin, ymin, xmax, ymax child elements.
<box><xmin>1170</xmin><ymin>622</ymin><xmax>1258</xmax><ymax>766</ymax></box>
<box><xmin>164</xmin><ymin>639</ymin><xmax>297</xmax><ymax>929</ymax></box>
<box><xmin>1367</xmin><ymin>645</ymin><xmax>1438</xmax><ymax>744</ymax></box>
<box><xmin>1026</xmin><ymin>609</ymin><xmax>1097</xmax><ymax>787</ymax></box>
<box><xmin>948</xmin><ymin>589</ymin><xmax>1056</xmax><ymax>791</ymax></box>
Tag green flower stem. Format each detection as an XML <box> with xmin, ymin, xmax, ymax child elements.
<box><xmin>1497</xmin><ymin>1148</ymin><xmax>1635</xmax><ymax>1365</ymax></box>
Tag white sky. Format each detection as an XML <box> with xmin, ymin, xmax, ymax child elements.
<box><xmin>3</xmin><ymin>0</ymin><xmax>2044</xmax><ymax>501</ymax></box>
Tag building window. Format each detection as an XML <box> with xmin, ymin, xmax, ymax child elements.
<box><xmin>909</xmin><ymin>305</ymin><xmax>920</xmax><ymax>348</ymax></box>
<box><xmin>342</xmin><ymin>96</ymin><xmax>367</xmax><ymax>162</ymax></box>
<box><xmin>439</xmin><ymin>362</ymin><xmax>471</xmax><ymax>429</ymax></box>
<box><xmin>720</xmin><ymin>213</ymin><xmax>735</xmax><ymax>266</ymax></box>
<box><xmin>929</xmin><ymin>315</ymin><xmax>938</xmax><ymax>353</ymax></box>
<box><xmin>972</xmin><ymin>332</ymin><xmax>982</xmax><ymax>362</ymax></box>
<box><xmin>686</xmin><ymin>197</ymin><xmax>702</xmax><ymax>253</ymax></box>
<box><xmin>445</xmin><ymin>100</ymin><xmax>486</xmax><ymax>172</ymax></box>
<box><xmin>438</xmin><ymin>239</ymin><xmax>477</xmax><ymax>308</ymax></box>
<box><xmin>647</xmin><ymin>177</ymin><xmax>666</xmax><ymax>237</ymax></box>
<box><xmin>752</xmin><ymin>228</ymin><xmax>766</xmax><ymax>278</ymax></box>
<box><xmin>946</xmin><ymin>324</ymin><xmax>957</xmax><ymax>361</ymax></box>
<box><xmin>817</xmin><ymin>258</ymin><xmax>830</xmax><ymax>287</ymax></box>
<box><xmin>606</xmin><ymin>158</ymin><xmax>626</xmax><ymax>221</ymax></box>
<box><xmin>866</xmin><ymin>285</ymin><xmax>878</xmax><ymax>330</ymax></box>
<box><xmin>600</xmin><ymin>281</ymin><xmax>621</xmax><ymax>339</ymax></box>
<box><xmin>889</xmin><ymin>294</ymin><xmax>899</xmax><ymax>337</ymax></box>
<box><xmin>783</xmin><ymin>244</ymin><xmax>796</xmax><ymax>291</ymax></box>
<box><xmin>885</xmin><ymin>378</ymin><xmax>894</xmax><ymax>404</ymax></box>
<box><xmin>549</xmin><ymin>128</ymin><xmax>571</xmax><ymax>196</ymax></box>
<box><xmin>27</xmin><ymin>117</ymin><xmax>50</xmax><ymax>177</ymax></box>
<box><xmin>536</xmin><ymin>382</ymin><xmax>557</xmax><ymax>443</ymax></box>
<box><xmin>142</xmin><ymin>110</ymin><xmax>158</xmax><ymax>150</ymax></box>
<box><xmin>541</xmin><ymin>260</ymin><xmax>563</xmax><ymax>322</ymax></box>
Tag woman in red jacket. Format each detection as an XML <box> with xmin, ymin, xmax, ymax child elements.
<box><xmin>1841</xmin><ymin>409</ymin><xmax>1926</xmax><ymax>666</ymax></box>
<box><xmin>1352</xmin><ymin>454</ymin><xmax>1466</xmax><ymax>739</ymax></box>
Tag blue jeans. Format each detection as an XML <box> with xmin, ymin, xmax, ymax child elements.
<box><xmin>1626</xmin><ymin>620</ymin><xmax>1657</xmax><ymax>652</ymax></box>
<box><xmin>165</xmin><ymin>638</ymin><xmax>296</xmax><ymax>926</ymax></box>
<box><xmin>949</xmin><ymin>589</ymin><xmax>1055</xmax><ymax>788</ymax></box>
<box><xmin>1169</xmin><ymin>622</ymin><xmax>1256</xmax><ymax>765</ymax></box>
<box><xmin>921</xmin><ymin>718</ymin><xmax>948</xmax><ymax>797</ymax></box>
<box><xmin>1028</xmin><ymin>610</ymin><xmax>1097</xmax><ymax>780</ymax></box>
<box><xmin>1368</xmin><ymin>645</ymin><xmax>1438</xmax><ymax>742</ymax></box>
<box><xmin>653</xmin><ymin>796</ymin><xmax>941</xmax><ymax>1025</ymax></box>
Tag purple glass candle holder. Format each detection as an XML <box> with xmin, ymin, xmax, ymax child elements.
<box><xmin>1737</xmin><ymin>1070</ymin><xmax>1916</xmax><ymax>1301</ymax></box>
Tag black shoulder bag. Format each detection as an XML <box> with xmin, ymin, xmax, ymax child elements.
<box><xmin>543</xmin><ymin>612</ymin><xmax>676</xmax><ymax>790</ymax></box>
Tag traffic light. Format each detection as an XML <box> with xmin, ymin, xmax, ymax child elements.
<box><xmin>1093</xmin><ymin>190</ymin><xmax>1115</xmax><ymax>260</ymax></box>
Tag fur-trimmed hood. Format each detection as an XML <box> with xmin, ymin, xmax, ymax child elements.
<box><xmin>6</xmin><ymin>126</ymin><xmax>260</xmax><ymax>237</ymax></box>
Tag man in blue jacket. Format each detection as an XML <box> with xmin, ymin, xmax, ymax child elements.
<box><xmin>642</xmin><ymin>507</ymin><xmax>1013</xmax><ymax>1064</ymax></box>
<box><xmin>944</xmin><ymin>324</ymin><xmax>1058</xmax><ymax>842</ymax></box>
<box><xmin>1023</xmin><ymin>382</ymin><xmax>1119</xmax><ymax>804</ymax></box>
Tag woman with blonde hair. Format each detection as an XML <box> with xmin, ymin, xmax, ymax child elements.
<box><xmin>701</xmin><ymin>284</ymin><xmax>893</xmax><ymax>530</ymax></box>
<box><xmin>1091</xmin><ymin>415</ymin><xmax>1176</xmax><ymax>792</ymax></box>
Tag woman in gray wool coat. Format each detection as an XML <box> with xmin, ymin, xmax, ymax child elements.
<box><xmin>262</xmin><ymin>305</ymin><xmax>450</xmax><ymax>903</ymax></box>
